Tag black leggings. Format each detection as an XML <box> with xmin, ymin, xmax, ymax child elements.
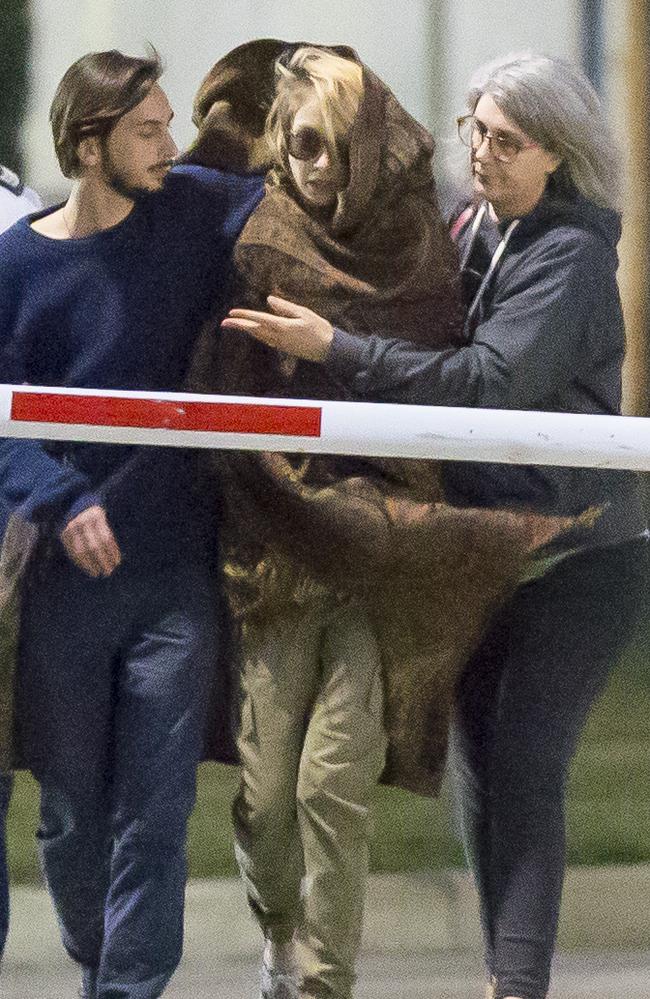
<box><xmin>450</xmin><ymin>537</ymin><xmax>648</xmax><ymax>999</ymax></box>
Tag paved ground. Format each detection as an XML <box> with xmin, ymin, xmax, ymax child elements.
<box><xmin>3</xmin><ymin>874</ymin><xmax>650</xmax><ymax>997</ymax></box>
<box><xmin>4</xmin><ymin>948</ymin><xmax>650</xmax><ymax>998</ymax></box>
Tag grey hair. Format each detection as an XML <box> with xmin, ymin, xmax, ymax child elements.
<box><xmin>466</xmin><ymin>52</ymin><xmax>621</xmax><ymax>210</ymax></box>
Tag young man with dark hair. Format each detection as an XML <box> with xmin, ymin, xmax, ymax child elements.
<box><xmin>0</xmin><ymin>50</ymin><xmax>263</xmax><ymax>998</ymax></box>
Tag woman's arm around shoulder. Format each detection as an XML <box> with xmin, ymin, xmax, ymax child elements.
<box><xmin>327</xmin><ymin>225</ymin><xmax>619</xmax><ymax>410</ymax></box>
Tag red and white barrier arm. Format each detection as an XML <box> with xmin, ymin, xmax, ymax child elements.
<box><xmin>1</xmin><ymin>383</ymin><xmax>649</xmax><ymax>471</ymax></box>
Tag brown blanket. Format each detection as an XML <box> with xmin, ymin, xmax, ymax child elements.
<box><xmin>187</xmin><ymin>40</ymin><xmax>576</xmax><ymax>795</ymax></box>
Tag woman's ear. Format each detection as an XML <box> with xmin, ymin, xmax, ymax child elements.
<box><xmin>544</xmin><ymin>151</ymin><xmax>563</xmax><ymax>176</ymax></box>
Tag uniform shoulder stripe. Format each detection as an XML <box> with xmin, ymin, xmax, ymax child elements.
<box><xmin>0</xmin><ymin>165</ymin><xmax>25</xmax><ymax>196</ymax></box>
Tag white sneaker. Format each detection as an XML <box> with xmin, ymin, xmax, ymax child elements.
<box><xmin>259</xmin><ymin>938</ymin><xmax>300</xmax><ymax>999</ymax></box>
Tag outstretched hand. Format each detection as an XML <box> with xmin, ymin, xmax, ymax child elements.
<box><xmin>221</xmin><ymin>295</ymin><xmax>334</xmax><ymax>363</ymax></box>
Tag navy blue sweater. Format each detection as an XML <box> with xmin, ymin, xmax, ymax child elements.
<box><xmin>0</xmin><ymin>165</ymin><xmax>264</xmax><ymax>568</ymax></box>
<box><xmin>327</xmin><ymin>188</ymin><xmax>646</xmax><ymax>548</ymax></box>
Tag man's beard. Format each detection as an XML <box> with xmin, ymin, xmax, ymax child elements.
<box><xmin>101</xmin><ymin>147</ymin><xmax>169</xmax><ymax>202</ymax></box>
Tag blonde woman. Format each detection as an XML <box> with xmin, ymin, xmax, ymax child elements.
<box><xmin>219</xmin><ymin>49</ymin><xmax>386</xmax><ymax>999</ymax></box>
<box><xmin>189</xmin><ymin>41</ymin><xmax>468</xmax><ymax>999</ymax></box>
<box><xmin>188</xmin><ymin>39</ymin><xmax>578</xmax><ymax>998</ymax></box>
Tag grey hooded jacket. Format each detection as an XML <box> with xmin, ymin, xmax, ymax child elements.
<box><xmin>325</xmin><ymin>186</ymin><xmax>646</xmax><ymax>549</ymax></box>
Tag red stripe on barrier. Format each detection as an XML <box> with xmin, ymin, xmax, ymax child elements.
<box><xmin>10</xmin><ymin>392</ymin><xmax>322</xmax><ymax>437</ymax></box>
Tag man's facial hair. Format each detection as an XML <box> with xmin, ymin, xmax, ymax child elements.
<box><xmin>101</xmin><ymin>144</ymin><xmax>165</xmax><ymax>202</ymax></box>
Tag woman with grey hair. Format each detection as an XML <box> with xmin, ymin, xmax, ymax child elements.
<box><xmin>222</xmin><ymin>52</ymin><xmax>648</xmax><ymax>999</ymax></box>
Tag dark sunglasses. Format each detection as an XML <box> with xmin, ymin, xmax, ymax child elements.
<box><xmin>287</xmin><ymin>126</ymin><xmax>339</xmax><ymax>162</ymax></box>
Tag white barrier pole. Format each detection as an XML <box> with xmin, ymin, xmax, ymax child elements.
<box><xmin>1</xmin><ymin>383</ymin><xmax>650</xmax><ymax>471</ymax></box>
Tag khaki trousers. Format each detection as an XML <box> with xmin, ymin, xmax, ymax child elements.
<box><xmin>233</xmin><ymin>599</ymin><xmax>387</xmax><ymax>999</ymax></box>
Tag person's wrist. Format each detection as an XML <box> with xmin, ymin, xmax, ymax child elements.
<box><xmin>324</xmin><ymin>326</ymin><xmax>366</xmax><ymax>378</ymax></box>
<box><xmin>316</xmin><ymin>321</ymin><xmax>334</xmax><ymax>362</ymax></box>
<box><xmin>55</xmin><ymin>490</ymin><xmax>102</xmax><ymax>537</ymax></box>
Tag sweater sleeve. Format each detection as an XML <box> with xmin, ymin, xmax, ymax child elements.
<box><xmin>326</xmin><ymin>231</ymin><xmax>608</xmax><ymax>410</ymax></box>
<box><xmin>0</xmin><ymin>284</ymin><xmax>97</xmax><ymax>526</ymax></box>
<box><xmin>0</xmin><ymin>437</ymin><xmax>99</xmax><ymax>526</ymax></box>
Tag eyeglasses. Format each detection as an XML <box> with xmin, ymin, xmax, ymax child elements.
<box><xmin>456</xmin><ymin>115</ymin><xmax>539</xmax><ymax>163</ymax></box>
<box><xmin>287</xmin><ymin>126</ymin><xmax>340</xmax><ymax>163</ymax></box>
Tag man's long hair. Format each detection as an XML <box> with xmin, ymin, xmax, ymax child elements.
<box><xmin>50</xmin><ymin>47</ymin><xmax>163</xmax><ymax>178</ymax></box>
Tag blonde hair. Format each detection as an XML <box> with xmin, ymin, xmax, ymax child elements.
<box><xmin>265</xmin><ymin>46</ymin><xmax>363</xmax><ymax>183</ymax></box>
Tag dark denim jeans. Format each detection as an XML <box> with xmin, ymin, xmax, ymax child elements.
<box><xmin>0</xmin><ymin>772</ymin><xmax>11</xmax><ymax>962</ymax></box>
<box><xmin>450</xmin><ymin>537</ymin><xmax>648</xmax><ymax>999</ymax></box>
<box><xmin>16</xmin><ymin>556</ymin><xmax>218</xmax><ymax>999</ymax></box>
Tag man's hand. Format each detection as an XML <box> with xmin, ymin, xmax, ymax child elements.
<box><xmin>221</xmin><ymin>295</ymin><xmax>334</xmax><ymax>363</ymax></box>
<box><xmin>60</xmin><ymin>504</ymin><xmax>122</xmax><ymax>578</ymax></box>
